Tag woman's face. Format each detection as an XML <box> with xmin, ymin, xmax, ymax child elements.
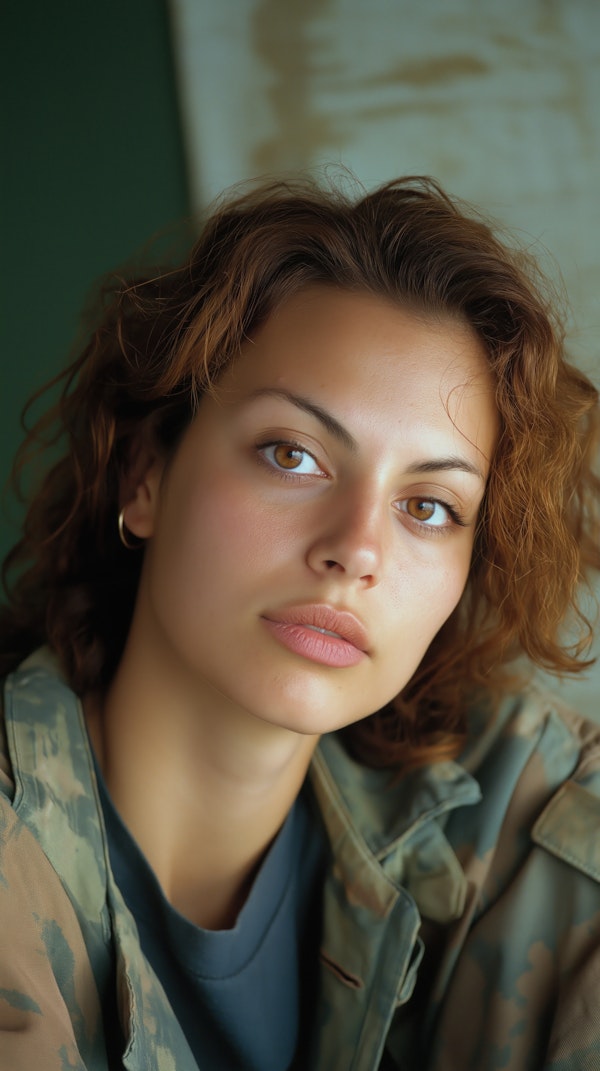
<box><xmin>129</xmin><ymin>287</ymin><xmax>498</xmax><ymax>736</ymax></box>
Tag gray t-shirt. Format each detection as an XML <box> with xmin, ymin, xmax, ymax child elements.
<box><xmin>96</xmin><ymin>763</ymin><xmax>328</xmax><ymax>1070</ymax></box>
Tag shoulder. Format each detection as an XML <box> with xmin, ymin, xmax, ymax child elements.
<box><xmin>1</xmin><ymin>647</ymin><xmax>91</xmax><ymax>809</ymax></box>
<box><xmin>457</xmin><ymin>681</ymin><xmax>600</xmax><ymax>884</ymax></box>
<box><xmin>1</xmin><ymin>648</ymin><xmax>110</xmax><ymax>882</ymax></box>
<box><xmin>464</xmin><ymin>679</ymin><xmax>600</xmax><ymax>783</ymax></box>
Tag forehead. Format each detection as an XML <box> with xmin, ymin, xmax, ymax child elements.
<box><xmin>211</xmin><ymin>286</ymin><xmax>498</xmax><ymax>468</ymax></box>
<box><xmin>226</xmin><ymin>286</ymin><xmax>491</xmax><ymax>400</ymax></box>
<box><xmin>250</xmin><ymin>283</ymin><xmax>480</xmax><ymax>358</ymax></box>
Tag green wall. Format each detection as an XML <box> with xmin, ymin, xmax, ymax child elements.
<box><xmin>0</xmin><ymin>0</ymin><xmax>190</xmax><ymax>564</ymax></box>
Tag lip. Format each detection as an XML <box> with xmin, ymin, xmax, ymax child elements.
<box><xmin>261</xmin><ymin>604</ymin><xmax>369</xmax><ymax>668</ymax></box>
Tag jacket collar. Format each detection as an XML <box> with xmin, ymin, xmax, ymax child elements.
<box><xmin>312</xmin><ymin>733</ymin><xmax>481</xmax><ymax>924</ymax></box>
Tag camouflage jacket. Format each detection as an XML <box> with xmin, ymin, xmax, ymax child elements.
<box><xmin>1</xmin><ymin>647</ymin><xmax>600</xmax><ymax>1070</ymax></box>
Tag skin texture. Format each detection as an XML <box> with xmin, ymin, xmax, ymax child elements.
<box><xmin>87</xmin><ymin>286</ymin><xmax>498</xmax><ymax>928</ymax></box>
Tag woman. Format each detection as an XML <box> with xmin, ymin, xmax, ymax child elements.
<box><xmin>0</xmin><ymin>176</ymin><xmax>599</xmax><ymax>1071</ymax></box>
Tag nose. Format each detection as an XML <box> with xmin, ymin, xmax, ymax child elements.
<box><xmin>305</xmin><ymin>486</ymin><xmax>385</xmax><ymax>587</ymax></box>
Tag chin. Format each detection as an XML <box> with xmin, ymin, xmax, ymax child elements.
<box><xmin>254</xmin><ymin>691</ymin><xmax>376</xmax><ymax>738</ymax></box>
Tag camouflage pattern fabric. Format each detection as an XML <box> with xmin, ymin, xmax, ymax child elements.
<box><xmin>1</xmin><ymin>647</ymin><xmax>599</xmax><ymax>1069</ymax></box>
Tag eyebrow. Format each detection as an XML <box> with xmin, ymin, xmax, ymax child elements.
<box><xmin>248</xmin><ymin>387</ymin><xmax>485</xmax><ymax>482</ymax></box>
<box><xmin>249</xmin><ymin>387</ymin><xmax>358</xmax><ymax>451</ymax></box>
<box><xmin>406</xmin><ymin>456</ymin><xmax>485</xmax><ymax>482</ymax></box>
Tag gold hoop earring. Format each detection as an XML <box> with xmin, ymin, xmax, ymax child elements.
<box><xmin>118</xmin><ymin>508</ymin><xmax>144</xmax><ymax>550</ymax></box>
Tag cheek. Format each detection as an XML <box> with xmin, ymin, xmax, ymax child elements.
<box><xmin>432</xmin><ymin>555</ymin><xmax>472</xmax><ymax>637</ymax></box>
<box><xmin>388</xmin><ymin>546</ymin><xmax>471</xmax><ymax>636</ymax></box>
<box><xmin>438</xmin><ymin>549</ymin><xmax>472</xmax><ymax>610</ymax></box>
<box><xmin>161</xmin><ymin>469</ymin><xmax>299</xmax><ymax>585</ymax></box>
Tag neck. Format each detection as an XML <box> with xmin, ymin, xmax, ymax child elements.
<box><xmin>85</xmin><ymin>636</ymin><xmax>319</xmax><ymax>930</ymax></box>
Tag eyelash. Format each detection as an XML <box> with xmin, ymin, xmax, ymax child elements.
<box><xmin>256</xmin><ymin>439</ymin><xmax>468</xmax><ymax>534</ymax></box>
<box><xmin>399</xmin><ymin>499</ymin><xmax>468</xmax><ymax>537</ymax></box>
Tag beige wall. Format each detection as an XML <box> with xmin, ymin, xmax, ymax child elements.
<box><xmin>169</xmin><ymin>0</ymin><xmax>600</xmax><ymax>716</ymax></box>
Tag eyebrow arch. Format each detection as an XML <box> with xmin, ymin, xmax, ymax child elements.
<box><xmin>248</xmin><ymin>387</ymin><xmax>358</xmax><ymax>452</ymax></box>
<box><xmin>249</xmin><ymin>387</ymin><xmax>485</xmax><ymax>481</ymax></box>
<box><xmin>406</xmin><ymin>457</ymin><xmax>485</xmax><ymax>482</ymax></box>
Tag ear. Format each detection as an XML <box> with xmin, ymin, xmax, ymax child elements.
<box><xmin>119</xmin><ymin>443</ymin><xmax>165</xmax><ymax>541</ymax></box>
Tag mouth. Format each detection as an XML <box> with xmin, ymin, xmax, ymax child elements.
<box><xmin>261</xmin><ymin>604</ymin><xmax>369</xmax><ymax>668</ymax></box>
<box><xmin>305</xmin><ymin>625</ymin><xmax>345</xmax><ymax>638</ymax></box>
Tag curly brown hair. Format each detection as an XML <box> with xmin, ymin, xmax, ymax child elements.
<box><xmin>2</xmin><ymin>176</ymin><xmax>599</xmax><ymax>767</ymax></box>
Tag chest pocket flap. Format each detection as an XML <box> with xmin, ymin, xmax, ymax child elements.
<box><xmin>532</xmin><ymin>780</ymin><xmax>600</xmax><ymax>884</ymax></box>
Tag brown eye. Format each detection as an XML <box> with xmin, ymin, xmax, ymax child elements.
<box><xmin>406</xmin><ymin>498</ymin><xmax>436</xmax><ymax>521</ymax></box>
<box><xmin>400</xmin><ymin>496</ymin><xmax>464</xmax><ymax>530</ymax></box>
<box><xmin>273</xmin><ymin>444</ymin><xmax>304</xmax><ymax>469</ymax></box>
<box><xmin>259</xmin><ymin>441</ymin><xmax>324</xmax><ymax>476</ymax></box>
